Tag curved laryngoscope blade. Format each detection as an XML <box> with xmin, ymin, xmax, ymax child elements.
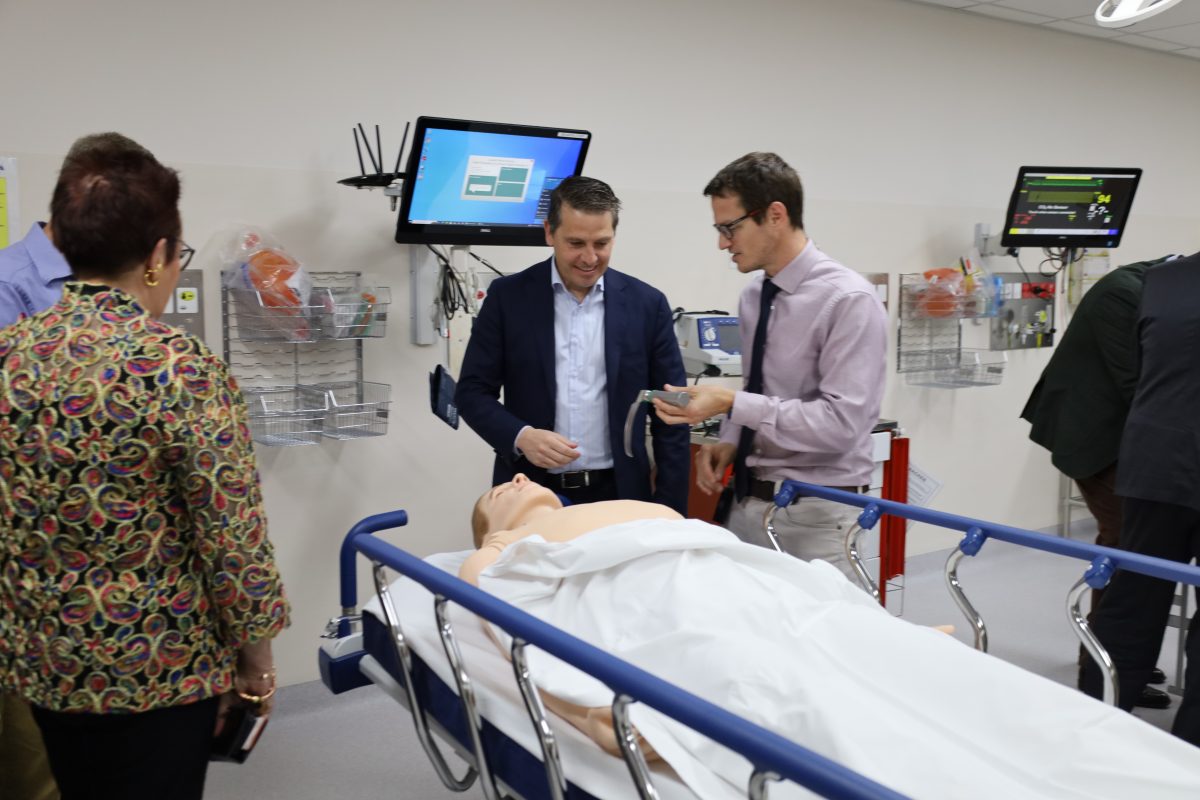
<box><xmin>623</xmin><ymin>391</ymin><xmax>690</xmax><ymax>457</ymax></box>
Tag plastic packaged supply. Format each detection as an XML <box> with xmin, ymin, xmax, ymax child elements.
<box><xmin>321</xmin><ymin>287</ymin><xmax>380</xmax><ymax>338</ymax></box>
<box><xmin>916</xmin><ymin>264</ymin><xmax>995</xmax><ymax>318</ymax></box>
<box><xmin>247</xmin><ymin>248</ymin><xmax>305</xmax><ymax>309</ymax></box>
<box><xmin>218</xmin><ymin>226</ymin><xmax>313</xmax><ymax>340</ymax></box>
<box><xmin>916</xmin><ymin>267</ymin><xmax>964</xmax><ymax>318</ymax></box>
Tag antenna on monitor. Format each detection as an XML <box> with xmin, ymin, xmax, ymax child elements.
<box><xmin>338</xmin><ymin>121</ymin><xmax>411</xmax><ymax>210</ymax></box>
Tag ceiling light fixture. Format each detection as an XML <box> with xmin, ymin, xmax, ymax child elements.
<box><xmin>1095</xmin><ymin>0</ymin><xmax>1184</xmax><ymax>28</ymax></box>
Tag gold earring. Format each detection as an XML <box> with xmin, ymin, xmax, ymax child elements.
<box><xmin>144</xmin><ymin>263</ymin><xmax>162</xmax><ymax>287</ymax></box>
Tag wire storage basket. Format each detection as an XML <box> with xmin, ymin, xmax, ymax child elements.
<box><xmin>225</xmin><ymin>281</ymin><xmax>390</xmax><ymax>343</ymax></box>
<box><xmin>317</xmin><ymin>286</ymin><xmax>389</xmax><ymax>339</ymax></box>
<box><xmin>312</xmin><ymin>381</ymin><xmax>392</xmax><ymax>440</ymax></box>
<box><xmin>223</xmin><ymin>270</ymin><xmax>392</xmax><ymax>446</ymax></box>
<box><xmin>900</xmin><ymin>348</ymin><xmax>1007</xmax><ymax>389</ymax></box>
<box><xmin>899</xmin><ymin>272</ymin><xmax>995</xmax><ymax>320</ymax></box>
<box><xmin>243</xmin><ymin>386</ymin><xmax>329</xmax><ymax>447</ymax></box>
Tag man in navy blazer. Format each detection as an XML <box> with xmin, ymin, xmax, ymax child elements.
<box><xmin>1080</xmin><ymin>251</ymin><xmax>1200</xmax><ymax>745</ymax></box>
<box><xmin>456</xmin><ymin>177</ymin><xmax>689</xmax><ymax>514</ymax></box>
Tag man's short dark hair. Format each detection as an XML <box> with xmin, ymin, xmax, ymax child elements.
<box><xmin>703</xmin><ymin>152</ymin><xmax>804</xmax><ymax>230</ymax></box>
<box><xmin>50</xmin><ymin>132</ymin><xmax>180</xmax><ymax>279</ymax></box>
<box><xmin>546</xmin><ymin>176</ymin><xmax>621</xmax><ymax>232</ymax></box>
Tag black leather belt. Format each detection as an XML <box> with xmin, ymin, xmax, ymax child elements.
<box><xmin>747</xmin><ymin>478</ymin><xmax>867</xmax><ymax>503</ymax></box>
<box><xmin>553</xmin><ymin>469</ymin><xmax>614</xmax><ymax>490</ymax></box>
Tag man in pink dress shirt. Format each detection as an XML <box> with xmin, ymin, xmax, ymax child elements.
<box><xmin>655</xmin><ymin>152</ymin><xmax>887</xmax><ymax>578</ymax></box>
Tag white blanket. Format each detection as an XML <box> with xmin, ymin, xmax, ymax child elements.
<box><xmin>476</xmin><ymin>517</ymin><xmax>1200</xmax><ymax>800</ymax></box>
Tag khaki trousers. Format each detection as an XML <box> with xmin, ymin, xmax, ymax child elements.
<box><xmin>0</xmin><ymin>693</ymin><xmax>59</xmax><ymax>800</ymax></box>
<box><xmin>727</xmin><ymin>494</ymin><xmax>859</xmax><ymax>581</ymax></box>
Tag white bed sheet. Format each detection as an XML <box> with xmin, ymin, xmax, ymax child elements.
<box><xmin>473</xmin><ymin>518</ymin><xmax>1200</xmax><ymax>800</ymax></box>
<box><xmin>362</xmin><ymin>550</ymin><xmax>699</xmax><ymax>800</ymax></box>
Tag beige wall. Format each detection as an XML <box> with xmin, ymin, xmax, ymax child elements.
<box><xmin>3</xmin><ymin>0</ymin><xmax>1199</xmax><ymax>684</ymax></box>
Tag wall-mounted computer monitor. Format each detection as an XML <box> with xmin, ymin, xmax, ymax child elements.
<box><xmin>394</xmin><ymin>117</ymin><xmax>591</xmax><ymax>247</ymax></box>
<box><xmin>1000</xmin><ymin>166</ymin><xmax>1142</xmax><ymax>249</ymax></box>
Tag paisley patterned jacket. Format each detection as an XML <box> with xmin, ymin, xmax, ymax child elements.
<box><xmin>0</xmin><ymin>282</ymin><xmax>289</xmax><ymax>713</ymax></box>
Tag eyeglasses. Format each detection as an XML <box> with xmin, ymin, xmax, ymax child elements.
<box><xmin>178</xmin><ymin>242</ymin><xmax>195</xmax><ymax>270</ymax></box>
<box><xmin>712</xmin><ymin>208</ymin><xmax>764</xmax><ymax>239</ymax></box>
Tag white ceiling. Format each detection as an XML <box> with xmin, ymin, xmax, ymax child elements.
<box><xmin>904</xmin><ymin>0</ymin><xmax>1200</xmax><ymax>58</ymax></box>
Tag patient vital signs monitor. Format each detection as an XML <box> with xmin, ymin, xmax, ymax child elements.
<box><xmin>999</xmin><ymin>166</ymin><xmax>1141</xmax><ymax>249</ymax></box>
<box><xmin>394</xmin><ymin>117</ymin><xmax>591</xmax><ymax>247</ymax></box>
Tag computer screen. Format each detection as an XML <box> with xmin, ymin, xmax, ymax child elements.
<box><xmin>708</xmin><ymin>320</ymin><xmax>742</xmax><ymax>355</ymax></box>
<box><xmin>395</xmin><ymin>117</ymin><xmax>591</xmax><ymax>247</ymax></box>
<box><xmin>1000</xmin><ymin>166</ymin><xmax>1142</xmax><ymax>249</ymax></box>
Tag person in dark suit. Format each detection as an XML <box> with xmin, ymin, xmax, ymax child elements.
<box><xmin>456</xmin><ymin>176</ymin><xmax>689</xmax><ymax>514</ymax></box>
<box><xmin>1080</xmin><ymin>252</ymin><xmax>1200</xmax><ymax>745</ymax></box>
<box><xmin>1021</xmin><ymin>257</ymin><xmax>1173</xmax><ymax>709</ymax></box>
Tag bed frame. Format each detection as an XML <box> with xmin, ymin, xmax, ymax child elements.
<box><xmin>318</xmin><ymin>509</ymin><xmax>907</xmax><ymax>800</ymax></box>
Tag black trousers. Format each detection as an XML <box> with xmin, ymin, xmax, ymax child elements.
<box><xmin>32</xmin><ymin>697</ymin><xmax>220</xmax><ymax>800</ymax></box>
<box><xmin>1080</xmin><ymin>497</ymin><xmax>1200</xmax><ymax>745</ymax></box>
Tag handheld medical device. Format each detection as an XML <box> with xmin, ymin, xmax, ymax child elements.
<box><xmin>675</xmin><ymin>313</ymin><xmax>742</xmax><ymax>377</ymax></box>
<box><xmin>623</xmin><ymin>390</ymin><xmax>689</xmax><ymax>457</ymax></box>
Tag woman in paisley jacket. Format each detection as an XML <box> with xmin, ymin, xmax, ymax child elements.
<box><xmin>0</xmin><ymin>134</ymin><xmax>289</xmax><ymax>800</ymax></box>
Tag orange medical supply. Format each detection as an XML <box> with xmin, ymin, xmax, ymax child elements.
<box><xmin>247</xmin><ymin>248</ymin><xmax>304</xmax><ymax>309</ymax></box>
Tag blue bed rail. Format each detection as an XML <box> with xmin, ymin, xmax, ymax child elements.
<box><xmin>335</xmin><ymin>511</ymin><xmax>909</xmax><ymax>800</ymax></box>
<box><xmin>775</xmin><ymin>480</ymin><xmax>1200</xmax><ymax>588</ymax></box>
<box><xmin>774</xmin><ymin>480</ymin><xmax>1200</xmax><ymax>707</ymax></box>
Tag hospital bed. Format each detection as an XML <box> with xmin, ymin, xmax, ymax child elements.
<box><xmin>319</xmin><ymin>509</ymin><xmax>906</xmax><ymax>800</ymax></box>
<box><xmin>319</xmin><ymin>490</ymin><xmax>1200</xmax><ymax>799</ymax></box>
<box><xmin>765</xmin><ymin>480</ymin><xmax>1200</xmax><ymax>705</ymax></box>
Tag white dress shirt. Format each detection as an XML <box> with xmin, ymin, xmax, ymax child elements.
<box><xmin>549</xmin><ymin>258</ymin><xmax>610</xmax><ymax>472</ymax></box>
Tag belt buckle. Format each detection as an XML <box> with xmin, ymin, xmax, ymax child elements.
<box><xmin>561</xmin><ymin>471</ymin><xmax>589</xmax><ymax>489</ymax></box>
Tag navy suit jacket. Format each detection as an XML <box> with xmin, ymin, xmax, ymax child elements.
<box><xmin>455</xmin><ymin>258</ymin><xmax>690</xmax><ymax>514</ymax></box>
<box><xmin>1115</xmin><ymin>252</ymin><xmax>1200</xmax><ymax>512</ymax></box>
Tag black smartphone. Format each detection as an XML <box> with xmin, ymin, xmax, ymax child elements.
<box><xmin>210</xmin><ymin>702</ymin><xmax>269</xmax><ymax>764</ymax></box>
<box><xmin>713</xmin><ymin>486</ymin><xmax>734</xmax><ymax>525</ymax></box>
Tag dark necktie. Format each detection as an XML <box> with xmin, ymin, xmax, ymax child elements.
<box><xmin>733</xmin><ymin>279</ymin><xmax>780</xmax><ymax>501</ymax></box>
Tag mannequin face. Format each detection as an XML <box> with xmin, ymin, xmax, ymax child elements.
<box><xmin>476</xmin><ymin>474</ymin><xmax>562</xmax><ymax>534</ymax></box>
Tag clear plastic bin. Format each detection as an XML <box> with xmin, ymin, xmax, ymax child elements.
<box><xmin>243</xmin><ymin>386</ymin><xmax>328</xmax><ymax>446</ymax></box>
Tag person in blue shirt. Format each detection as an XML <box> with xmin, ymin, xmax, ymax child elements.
<box><xmin>0</xmin><ymin>221</ymin><xmax>71</xmax><ymax>328</ymax></box>
<box><xmin>0</xmin><ymin>133</ymin><xmax>162</xmax><ymax>329</ymax></box>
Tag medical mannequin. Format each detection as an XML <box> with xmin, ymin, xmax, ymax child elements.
<box><xmin>461</xmin><ymin>475</ymin><xmax>956</xmax><ymax>758</ymax></box>
<box><xmin>463</xmin><ymin>473</ymin><xmax>681</xmax><ymax>584</ymax></box>
<box><xmin>462</xmin><ymin>474</ymin><xmax>682</xmax><ymax>757</ymax></box>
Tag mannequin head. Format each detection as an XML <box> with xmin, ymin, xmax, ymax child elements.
<box><xmin>471</xmin><ymin>474</ymin><xmax>563</xmax><ymax>547</ymax></box>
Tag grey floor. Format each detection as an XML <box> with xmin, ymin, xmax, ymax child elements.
<box><xmin>205</xmin><ymin>520</ymin><xmax>1187</xmax><ymax>799</ymax></box>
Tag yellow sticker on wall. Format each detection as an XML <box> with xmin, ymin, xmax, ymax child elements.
<box><xmin>0</xmin><ymin>176</ymin><xmax>8</xmax><ymax>249</ymax></box>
